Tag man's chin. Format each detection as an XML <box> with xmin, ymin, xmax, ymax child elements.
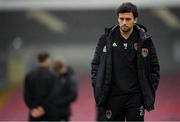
<box><xmin>121</xmin><ymin>29</ymin><xmax>130</xmax><ymax>33</ymax></box>
<box><xmin>120</xmin><ymin>27</ymin><xmax>131</xmax><ymax>33</ymax></box>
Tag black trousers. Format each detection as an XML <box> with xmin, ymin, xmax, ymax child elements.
<box><xmin>50</xmin><ymin>112</ymin><xmax>70</xmax><ymax>121</ymax></box>
<box><xmin>29</xmin><ymin>113</ymin><xmax>51</xmax><ymax>121</ymax></box>
<box><xmin>29</xmin><ymin>112</ymin><xmax>69</xmax><ymax>121</ymax></box>
<box><xmin>97</xmin><ymin>93</ymin><xmax>144</xmax><ymax>121</ymax></box>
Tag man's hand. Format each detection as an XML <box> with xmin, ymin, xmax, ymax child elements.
<box><xmin>31</xmin><ymin>108</ymin><xmax>40</xmax><ymax>118</ymax></box>
<box><xmin>37</xmin><ymin>106</ymin><xmax>45</xmax><ymax>116</ymax></box>
<box><xmin>31</xmin><ymin>106</ymin><xmax>45</xmax><ymax>118</ymax></box>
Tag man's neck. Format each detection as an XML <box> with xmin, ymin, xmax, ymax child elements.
<box><xmin>120</xmin><ymin>28</ymin><xmax>133</xmax><ymax>40</ymax></box>
<box><xmin>39</xmin><ymin>63</ymin><xmax>48</xmax><ymax>68</ymax></box>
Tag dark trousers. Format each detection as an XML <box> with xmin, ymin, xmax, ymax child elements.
<box><xmin>97</xmin><ymin>93</ymin><xmax>144</xmax><ymax>121</ymax></box>
<box><xmin>49</xmin><ymin>106</ymin><xmax>70</xmax><ymax>121</ymax></box>
<box><xmin>28</xmin><ymin>109</ymin><xmax>55</xmax><ymax>122</ymax></box>
<box><xmin>52</xmin><ymin>116</ymin><xmax>69</xmax><ymax>121</ymax></box>
<box><xmin>29</xmin><ymin>114</ymin><xmax>51</xmax><ymax>121</ymax></box>
<box><xmin>50</xmin><ymin>112</ymin><xmax>70</xmax><ymax>121</ymax></box>
<box><xmin>29</xmin><ymin>112</ymin><xmax>69</xmax><ymax>121</ymax></box>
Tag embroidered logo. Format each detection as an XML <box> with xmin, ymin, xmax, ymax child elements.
<box><xmin>112</xmin><ymin>42</ymin><xmax>117</xmax><ymax>47</ymax></box>
<box><xmin>103</xmin><ymin>46</ymin><xmax>107</xmax><ymax>52</ymax></box>
<box><xmin>105</xmin><ymin>110</ymin><xmax>112</xmax><ymax>119</ymax></box>
<box><xmin>141</xmin><ymin>48</ymin><xmax>149</xmax><ymax>57</ymax></box>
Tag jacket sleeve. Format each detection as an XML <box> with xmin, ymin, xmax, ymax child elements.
<box><xmin>91</xmin><ymin>34</ymin><xmax>106</xmax><ymax>87</ymax></box>
<box><xmin>23</xmin><ymin>74</ymin><xmax>38</xmax><ymax>110</ymax></box>
<box><xmin>149</xmin><ymin>39</ymin><xmax>160</xmax><ymax>91</ymax></box>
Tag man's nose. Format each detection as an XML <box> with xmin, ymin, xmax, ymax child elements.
<box><xmin>122</xmin><ymin>20</ymin><xmax>127</xmax><ymax>24</ymax></box>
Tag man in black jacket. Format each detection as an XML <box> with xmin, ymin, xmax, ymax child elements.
<box><xmin>91</xmin><ymin>2</ymin><xmax>160</xmax><ymax>121</ymax></box>
<box><xmin>50</xmin><ymin>60</ymin><xmax>78</xmax><ymax>121</ymax></box>
<box><xmin>24</xmin><ymin>52</ymin><xmax>56</xmax><ymax>121</ymax></box>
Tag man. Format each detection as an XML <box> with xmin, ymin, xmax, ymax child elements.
<box><xmin>24</xmin><ymin>52</ymin><xmax>56</xmax><ymax>121</ymax></box>
<box><xmin>50</xmin><ymin>60</ymin><xmax>78</xmax><ymax>121</ymax></box>
<box><xmin>91</xmin><ymin>2</ymin><xmax>160</xmax><ymax>121</ymax></box>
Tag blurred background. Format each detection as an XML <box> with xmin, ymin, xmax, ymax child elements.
<box><xmin>0</xmin><ymin>0</ymin><xmax>180</xmax><ymax>121</ymax></box>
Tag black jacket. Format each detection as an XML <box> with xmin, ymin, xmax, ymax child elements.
<box><xmin>24</xmin><ymin>67</ymin><xmax>56</xmax><ymax>112</ymax></box>
<box><xmin>91</xmin><ymin>24</ymin><xmax>160</xmax><ymax>111</ymax></box>
<box><xmin>49</xmin><ymin>67</ymin><xmax>78</xmax><ymax>118</ymax></box>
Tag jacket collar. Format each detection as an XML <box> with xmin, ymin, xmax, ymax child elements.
<box><xmin>104</xmin><ymin>24</ymin><xmax>152</xmax><ymax>41</ymax></box>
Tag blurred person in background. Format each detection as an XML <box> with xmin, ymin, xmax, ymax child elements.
<box><xmin>24</xmin><ymin>52</ymin><xmax>56</xmax><ymax>121</ymax></box>
<box><xmin>50</xmin><ymin>60</ymin><xmax>78</xmax><ymax>121</ymax></box>
<box><xmin>91</xmin><ymin>2</ymin><xmax>160</xmax><ymax>121</ymax></box>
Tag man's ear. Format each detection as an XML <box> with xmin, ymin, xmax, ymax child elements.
<box><xmin>134</xmin><ymin>17</ymin><xmax>138</xmax><ymax>24</ymax></box>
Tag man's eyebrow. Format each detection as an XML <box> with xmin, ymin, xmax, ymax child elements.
<box><xmin>119</xmin><ymin>17</ymin><xmax>131</xmax><ymax>19</ymax></box>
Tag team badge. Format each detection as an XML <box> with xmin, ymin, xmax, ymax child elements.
<box><xmin>141</xmin><ymin>48</ymin><xmax>149</xmax><ymax>57</ymax></box>
<box><xmin>105</xmin><ymin>110</ymin><xmax>112</xmax><ymax>119</ymax></box>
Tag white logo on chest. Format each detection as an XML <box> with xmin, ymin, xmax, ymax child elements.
<box><xmin>123</xmin><ymin>43</ymin><xmax>128</xmax><ymax>49</ymax></box>
<box><xmin>112</xmin><ymin>42</ymin><xmax>117</xmax><ymax>47</ymax></box>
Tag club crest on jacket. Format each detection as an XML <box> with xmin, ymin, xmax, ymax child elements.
<box><xmin>105</xmin><ymin>110</ymin><xmax>112</xmax><ymax>119</ymax></box>
<box><xmin>141</xmin><ymin>48</ymin><xmax>149</xmax><ymax>57</ymax></box>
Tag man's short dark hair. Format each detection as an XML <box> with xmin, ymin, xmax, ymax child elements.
<box><xmin>116</xmin><ymin>2</ymin><xmax>138</xmax><ymax>18</ymax></box>
<box><xmin>37</xmin><ymin>52</ymin><xmax>50</xmax><ymax>63</ymax></box>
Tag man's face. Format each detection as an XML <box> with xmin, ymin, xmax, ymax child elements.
<box><xmin>118</xmin><ymin>12</ymin><xmax>137</xmax><ymax>32</ymax></box>
<box><xmin>44</xmin><ymin>58</ymin><xmax>50</xmax><ymax>66</ymax></box>
<box><xmin>59</xmin><ymin>65</ymin><xmax>67</xmax><ymax>75</ymax></box>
